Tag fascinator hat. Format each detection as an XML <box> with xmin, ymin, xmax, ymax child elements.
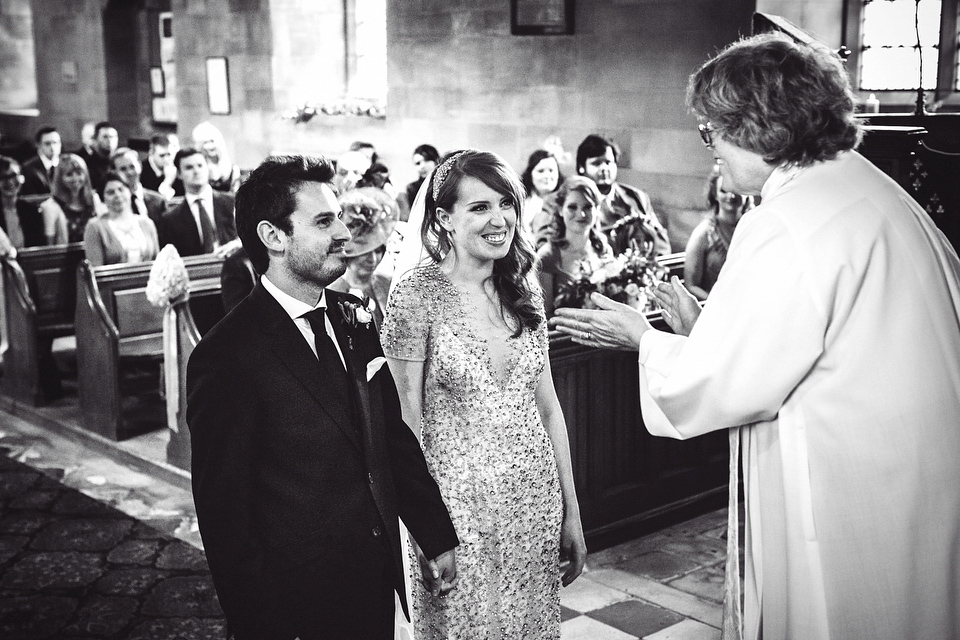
<box><xmin>338</xmin><ymin>187</ymin><xmax>398</xmax><ymax>258</ymax></box>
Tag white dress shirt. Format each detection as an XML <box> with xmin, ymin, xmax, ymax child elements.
<box><xmin>260</xmin><ymin>275</ymin><xmax>346</xmax><ymax>368</ymax></box>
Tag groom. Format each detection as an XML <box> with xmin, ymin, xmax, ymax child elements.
<box><xmin>187</xmin><ymin>154</ymin><xmax>459</xmax><ymax>640</ymax></box>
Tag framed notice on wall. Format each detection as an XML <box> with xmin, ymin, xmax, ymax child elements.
<box><xmin>206</xmin><ymin>57</ymin><xmax>231</xmax><ymax>115</ymax></box>
<box><xmin>511</xmin><ymin>0</ymin><xmax>574</xmax><ymax>35</ymax></box>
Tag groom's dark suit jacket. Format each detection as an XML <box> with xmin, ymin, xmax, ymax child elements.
<box><xmin>187</xmin><ymin>284</ymin><xmax>458</xmax><ymax>639</ymax></box>
<box><xmin>156</xmin><ymin>191</ymin><xmax>236</xmax><ymax>256</ymax></box>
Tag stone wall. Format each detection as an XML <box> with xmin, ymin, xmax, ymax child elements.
<box><xmin>16</xmin><ymin>0</ymin><xmax>759</xmax><ymax>246</ymax></box>
<box><xmin>27</xmin><ymin>0</ymin><xmax>109</xmax><ymax>149</ymax></box>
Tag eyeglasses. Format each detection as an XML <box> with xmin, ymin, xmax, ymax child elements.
<box><xmin>698</xmin><ymin>122</ymin><xmax>716</xmax><ymax>149</ymax></box>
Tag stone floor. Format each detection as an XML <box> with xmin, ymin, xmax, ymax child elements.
<box><xmin>0</xmin><ymin>375</ymin><xmax>734</xmax><ymax>639</ymax></box>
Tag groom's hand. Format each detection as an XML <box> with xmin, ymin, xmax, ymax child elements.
<box><xmin>424</xmin><ymin>549</ymin><xmax>458</xmax><ymax>597</ymax></box>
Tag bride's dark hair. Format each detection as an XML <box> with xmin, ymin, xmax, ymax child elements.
<box><xmin>421</xmin><ymin>150</ymin><xmax>543</xmax><ymax>336</ymax></box>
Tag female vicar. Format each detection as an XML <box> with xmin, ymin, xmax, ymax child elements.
<box><xmin>552</xmin><ymin>32</ymin><xmax>960</xmax><ymax>640</ymax></box>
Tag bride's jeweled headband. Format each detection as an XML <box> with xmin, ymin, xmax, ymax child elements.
<box><xmin>432</xmin><ymin>151</ymin><xmax>467</xmax><ymax>201</ymax></box>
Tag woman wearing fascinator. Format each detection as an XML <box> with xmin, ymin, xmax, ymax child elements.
<box><xmin>380</xmin><ymin>150</ymin><xmax>586</xmax><ymax>638</ymax></box>
<box><xmin>328</xmin><ymin>187</ymin><xmax>398</xmax><ymax>329</ymax></box>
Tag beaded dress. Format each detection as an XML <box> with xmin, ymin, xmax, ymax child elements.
<box><xmin>380</xmin><ymin>263</ymin><xmax>563</xmax><ymax>639</ymax></box>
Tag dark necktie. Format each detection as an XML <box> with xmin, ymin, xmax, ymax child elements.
<box><xmin>48</xmin><ymin>165</ymin><xmax>55</xmax><ymax>184</ymax></box>
<box><xmin>195</xmin><ymin>199</ymin><xmax>216</xmax><ymax>253</ymax></box>
<box><xmin>302</xmin><ymin>308</ymin><xmax>354</xmax><ymax>411</ymax></box>
<box><xmin>131</xmin><ymin>193</ymin><xmax>141</xmax><ymax>216</ymax></box>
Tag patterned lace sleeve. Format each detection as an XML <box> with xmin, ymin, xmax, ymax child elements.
<box><xmin>380</xmin><ymin>271</ymin><xmax>431</xmax><ymax>361</ymax></box>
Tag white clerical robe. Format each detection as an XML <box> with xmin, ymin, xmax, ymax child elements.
<box><xmin>638</xmin><ymin>151</ymin><xmax>960</xmax><ymax>640</ymax></box>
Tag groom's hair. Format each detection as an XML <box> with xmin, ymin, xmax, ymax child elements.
<box><xmin>235</xmin><ymin>154</ymin><xmax>336</xmax><ymax>274</ymax></box>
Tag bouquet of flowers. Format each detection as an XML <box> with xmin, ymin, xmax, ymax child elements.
<box><xmin>146</xmin><ymin>244</ymin><xmax>189</xmax><ymax>307</ymax></box>
<box><xmin>558</xmin><ymin>240</ymin><xmax>668</xmax><ymax>313</ymax></box>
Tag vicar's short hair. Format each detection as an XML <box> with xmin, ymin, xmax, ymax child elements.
<box><xmin>235</xmin><ymin>155</ymin><xmax>337</xmax><ymax>274</ymax></box>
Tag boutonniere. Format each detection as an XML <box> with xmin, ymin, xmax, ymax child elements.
<box><xmin>338</xmin><ymin>297</ymin><xmax>375</xmax><ymax>349</ymax></box>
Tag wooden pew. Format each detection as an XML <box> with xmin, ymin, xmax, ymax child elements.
<box><xmin>75</xmin><ymin>254</ymin><xmax>224</xmax><ymax>440</ymax></box>
<box><xmin>1</xmin><ymin>243</ymin><xmax>85</xmax><ymax>405</ymax></box>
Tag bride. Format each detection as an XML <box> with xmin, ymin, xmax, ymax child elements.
<box><xmin>381</xmin><ymin>150</ymin><xmax>586</xmax><ymax>639</ymax></box>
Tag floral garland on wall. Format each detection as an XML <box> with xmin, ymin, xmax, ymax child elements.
<box><xmin>282</xmin><ymin>98</ymin><xmax>386</xmax><ymax>122</ymax></box>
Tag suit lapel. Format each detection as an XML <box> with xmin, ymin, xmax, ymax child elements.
<box><xmin>327</xmin><ymin>294</ymin><xmax>378</xmax><ymax>453</ymax></box>
<box><xmin>252</xmin><ymin>287</ymin><xmax>363</xmax><ymax>452</ymax></box>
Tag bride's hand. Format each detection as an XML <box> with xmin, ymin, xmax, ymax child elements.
<box><xmin>560</xmin><ymin>514</ymin><xmax>587</xmax><ymax>586</ymax></box>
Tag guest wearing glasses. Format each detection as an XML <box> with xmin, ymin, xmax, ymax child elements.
<box><xmin>0</xmin><ymin>156</ymin><xmax>46</xmax><ymax>255</ymax></box>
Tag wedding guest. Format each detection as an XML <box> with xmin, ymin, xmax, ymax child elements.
<box><xmin>157</xmin><ymin>148</ymin><xmax>237</xmax><ymax>256</ymax></box>
<box><xmin>328</xmin><ymin>187</ymin><xmax>397</xmax><ymax>328</ymax></box>
<box><xmin>399</xmin><ymin>144</ymin><xmax>439</xmax><ymax>221</ymax></box>
<box><xmin>84</xmin><ymin>171</ymin><xmax>159</xmax><ymax>266</ymax></box>
<box><xmin>191</xmin><ymin>121</ymin><xmax>241</xmax><ymax>194</ymax></box>
<box><xmin>566</xmin><ymin>134</ymin><xmax>670</xmax><ymax>256</ymax></box>
<box><xmin>522</xmin><ymin>149</ymin><xmax>564</xmax><ymax>245</ymax></box>
<box><xmin>141</xmin><ymin>133</ymin><xmax>184</xmax><ymax>199</ymax></box>
<box><xmin>333</xmin><ymin>150</ymin><xmax>370</xmax><ymax>194</ymax></box>
<box><xmin>220</xmin><ymin>245</ymin><xmax>257</xmax><ymax>314</ymax></box>
<box><xmin>537</xmin><ymin>176</ymin><xmax>612</xmax><ymax>317</ymax></box>
<box><xmin>3</xmin><ymin>156</ymin><xmax>64</xmax><ymax>400</ymax></box>
<box><xmin>382</xmin><ymin>149</ymin><xmax>586</xmax><ymax>638</ymax></box>
<box><xmin>551</xmin><ymin>33</ymin><xmax>960</xmax><ymax>640</ymax></box>
<box><xmin>0</xmin><ymin>157</ymin><xmax>46</xmax><ymax>252</ymax></box>
<box><xmin>684</xmin><ymin>166</ymin><xmax>753</xmax><ymax>300</ymax></box>
<box><xmin>39</xmin><ymin>153</ymin><xmax>103</xmax><ymax>245</ymax></box>
<box><xmin>350</xmin><ymin>140</ymin><xmax>379</xmax><ymax>164</ymax></box>
<box><xmin>79</xmin><ymin>122</ymin><xmax>96</xmax><ymax>157</ymax></box>
<box><xmin>76</xmin><ymin>121</ymin><xmax>118</xmax><ymax>190</ymax></box>
<box><xmin>20</xmin><ymin>126</ymin><xmax>61</xmax><ymax>197</ymax></box>
<box><xmin>110</xmin><ymin>148</ymin><xmax>167</xmax><ymax>224</ymax></box>
<box><xmin>188</xmin><ymin>154</ymin><xmax>458</xmax><ymax>639</ymax></box>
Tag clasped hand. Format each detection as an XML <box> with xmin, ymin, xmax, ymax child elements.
<box><xmin>416</xmin><ymin>546</ymin><xmax>458</xmax><ymax>597</ymax></box>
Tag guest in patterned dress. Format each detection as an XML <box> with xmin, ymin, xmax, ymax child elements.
<box><xmin>381</xmin><ymin>149</ymin><xmax>586</xmax><ymax>639</ymax></box>
<box><xmin>39</xmin><ymin>153</ymin><xmax>103</xmax><ymax>245</ymax></box>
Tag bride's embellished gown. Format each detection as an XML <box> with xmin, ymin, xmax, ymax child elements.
<box><xmin>381</xmin><ymin>264</ymin><xmax>563</xmax><ymax>639</ymax></box>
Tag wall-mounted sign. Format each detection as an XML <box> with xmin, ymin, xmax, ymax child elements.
<box><xmin>511</xmin><ymin>0</ymin><xmax>574</xmax><ymax>35</ymax></box>
<box><xmin>206</xmin><ymin>57</ymin><xmax>231</xmax><ymax>115</ymax></box>
<box><xmin>150</xmin><ymin>67</ymin><xmax>165</xmax><ymax>96</ymax></box>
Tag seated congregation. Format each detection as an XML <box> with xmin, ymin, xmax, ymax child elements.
<box><xmin>1</xmin><ymin>121</ymin><xmax>720</xmax><ymax>462</ymax></box>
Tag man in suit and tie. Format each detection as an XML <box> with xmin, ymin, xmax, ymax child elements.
<box><xmin>20</xmin><ymin>126</ymin><xmax>61</xmax><ymax>196</ymax></box>
<box><xmin>187</xmin><ymin>154</ymin><xmax>458</xmax><ymax>639</ymax></box>
<box><xmin>156</xmin><ymin>147</ymin><xmax>238</xmax><ymax>256</ymax></box>
<box><xmin>110</xmin><ymin>148</ymin><xmax>167</xmax><ymax>224</ymax></box>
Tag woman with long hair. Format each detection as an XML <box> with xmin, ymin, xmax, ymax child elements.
<box><xmin>192</xmin><ymin>121</ymin><xmax>241</xmax><ymax>194</ymax></box>
<box><xmin>537</xmin><ymin>176</ymin><xmax>613</xmax><ymax>317</ymax></box>
<box><xmin>521</xmin><ymin>149</ymin><xmax>563</xmax><ymax>245</ymax></box>
<box><xmin>39</xmin><ymin>153</ymin><xmax>103</xmax><ymax>244</ymax></box>
<box><xmin>683</xmin><ymin>165</ymin><xmax>753</xmax><ymax>300</ymax></box>
<box><xmin>381</xmin><ymin>150</ymin><xmax>585</xmax><ymax>638</ymax></box>
<box><xmin>84</xmin><ymin>171</ymin><xmax>159</xmax><ymax>266</ymax></box>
